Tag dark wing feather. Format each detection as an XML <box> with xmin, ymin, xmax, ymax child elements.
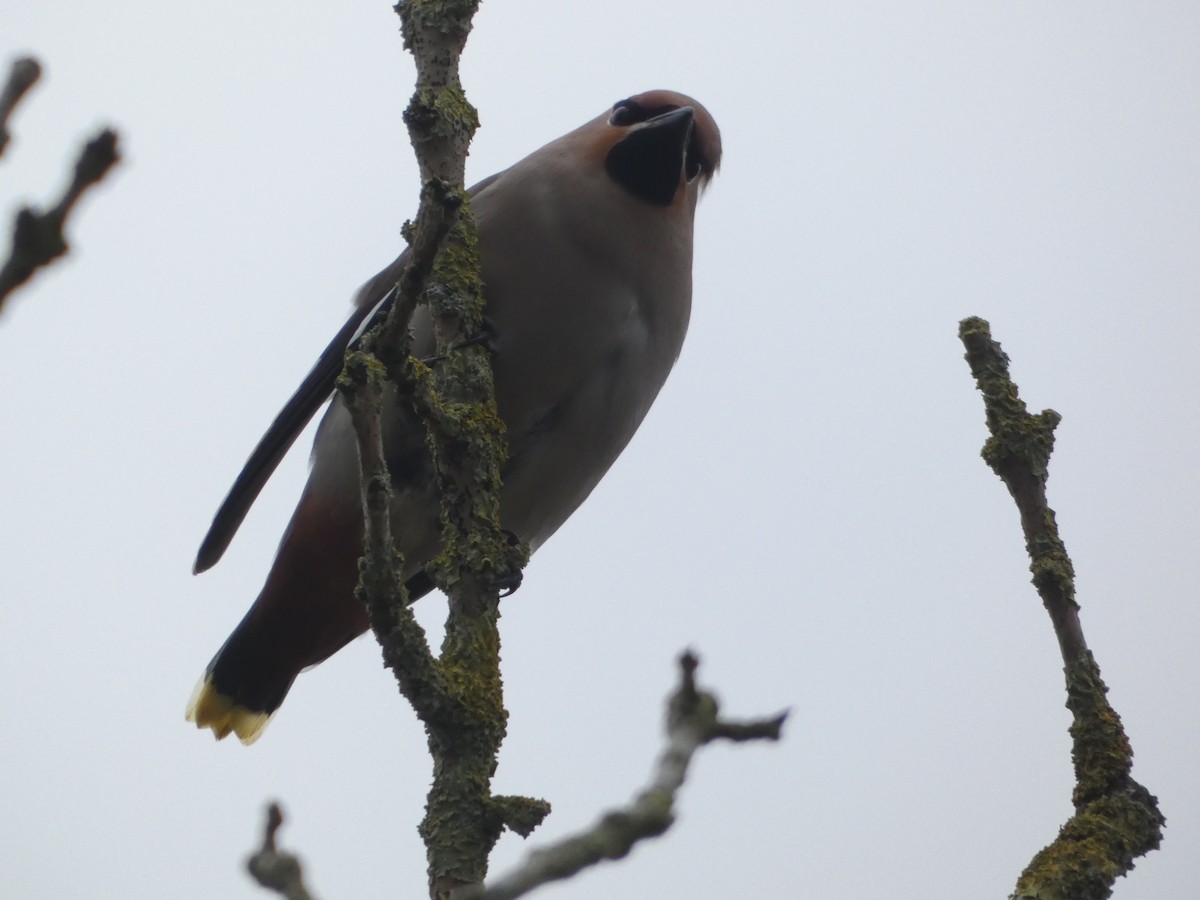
<box><xmin>193</xmin><ymin>171</ymin><xmax>505</xmax><ymax>575</ymax></box>
<box><xmin>193</xmin><ymin>286</ymin><xmax>396</xmax><ymax>574</ymax></box>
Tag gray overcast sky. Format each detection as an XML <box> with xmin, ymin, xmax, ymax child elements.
<box><xmin>3</xmin><ymin>2</ymin><xmax>1198</xmax><ymax>898</ymax></box>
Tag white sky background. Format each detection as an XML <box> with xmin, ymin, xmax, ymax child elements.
<box><xmin>2</xmin><ymin>2</ymin><xmax>1198</xmax><ymax>897</ymax></box>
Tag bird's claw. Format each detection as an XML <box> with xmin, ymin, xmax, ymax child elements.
<box><xmin>420</xmin><ymin>319</ymin><xmax>498</xmax><ymax>365</ymax></box>
<box><xmin>494</xmin><ymin>570</ymin><xmax>523</xmax><ymax>598</ymax></box>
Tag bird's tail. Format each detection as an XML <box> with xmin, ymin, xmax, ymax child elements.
<box><xmin>186</xmin><ymin>675</ymin><xmax>276</xmax><ymax>745</ymax></box>
<box><xmin>186</xmin><ymin>491</ymin><xmax>368</xmax><ymax>745</ymax></box>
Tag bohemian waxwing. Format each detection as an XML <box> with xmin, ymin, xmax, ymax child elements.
<box><xmin>188</xmin><ymin>89</ymin><xmax>722</xmax><ymax>743</ymax></box>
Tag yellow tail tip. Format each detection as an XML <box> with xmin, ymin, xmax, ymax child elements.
<box><xmin>186</xmin><ymin>677</ymin><xmax>272</xmax><ymax>746</ymax></box>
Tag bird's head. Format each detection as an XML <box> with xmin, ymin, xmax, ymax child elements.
<box><xmin>552</xmin><ymin>90</ymin><xmax>720</xmax><ymax>212</ymax></box>
<box><xmin>600</xmin><ymin>90</ymin><xmax>721</xmax><ymax>208</ymax></box>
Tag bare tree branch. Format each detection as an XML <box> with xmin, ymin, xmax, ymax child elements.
<box><xmin>0</xmin><ymin>126</ymin><xmax>120</xmax><ymax>311</ymax></box>
<box><xmin>465</xmin><ymin>652</ymin><xmax>788</xmax><ymax>900</ymax></box>
<box><xmin>0</xmin><ymin>56</ymin><xmax>41</xmax><ymax>159</ymax></box>
<box><xmin>246</xmin><ymin>803</ymin><xmax>319</xmax><ymax>900</ymax></box>
<box><xmin>959</xmin><ymin>317</ymin><xmax>1164</xmax><ymax>900</ymax></box>
<box><xmin>339</xmin><ymin>348</ymin><xmax>450</xmax><ymax>718</ymax></box>
<box><xmin>334</xmin><ymin>3</ymin><xmax>535</xmax><ymax>898</ymax></box>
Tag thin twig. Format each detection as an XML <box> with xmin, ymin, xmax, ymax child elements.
<box><xmin>246</xmin><ymin>803</ymin><xmax>318</xmax><ymax>900</ymax></box>
<box><xmin>464</xmin><ymin>652</ymin><xmax>788</xmax><ymax>900</ymax></box>
<box><xmin>339</xmin><ymin>349</ymin><xmax>449</xmax><ymax>719</ymax></box>
<box><xmin>959</xmin><ymin>317</ymin><xmax>1084</xmax><ymax>664</ymax></box>
<box><xmin>0</xmin><ymin>56</ymin><xmax>41</xmax><ymax>159</ymax></box>
<box><xmin>0</xmin><ymin>127</ymin><xmax>120</xmax><ymax>311</ymax></box>
<box><xmin>959</xmin><ymin>317</ymin><xmax>1163</xmax><ymax>900</ymax></box>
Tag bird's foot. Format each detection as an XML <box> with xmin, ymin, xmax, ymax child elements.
<box><xmin>420</xmin><ymin>318</ymin><xmax>497</xmax><ymax>365</ymax></box>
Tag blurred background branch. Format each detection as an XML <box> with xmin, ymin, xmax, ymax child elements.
<box><xmin>0</xmin><ymin>54</ymin><xmax>119</xmax><ymax>313</ymax></box>
<box><xmin>246</xmin><ymin>804</ymin><xmax>318</xmax><ymax>900</ymax></box>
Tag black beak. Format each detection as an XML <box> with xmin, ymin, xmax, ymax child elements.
<box><xmin>605</xmin><ymin>106</ymin><xmax>695</xmax><ymax>206</ymax></box>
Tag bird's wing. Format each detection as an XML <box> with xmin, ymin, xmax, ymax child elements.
<box><xmin>193</xmin><ymin>171</ymin><xmax>506</xmax><ymax>574</ymax></box>
<box><xmin>193</xmin><ymin>284</ymin><xmax>397</xmax><ymax>574</ymax></box>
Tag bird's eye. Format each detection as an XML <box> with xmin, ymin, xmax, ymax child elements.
<box><xmin>609</xmin><ymin>101</ymin><xmax>637</xmax><ymax>127</ymax></box>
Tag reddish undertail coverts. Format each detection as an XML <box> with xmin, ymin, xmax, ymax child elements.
<box><xmin>188</xmin><ymin>90</ymin><xmax>722</xmax><ymax>744</ymax></box>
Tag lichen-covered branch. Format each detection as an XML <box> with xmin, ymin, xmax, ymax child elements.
<box><xmin>959</xmin><ymin>317</ymin><xmax>1163</xmax><ymax>900</ymax></box>
<box><xmin>332</xmin><ymin>3</ymin><xmax>535</xmax><ymax>899</ymax></box>
<box><xmin>959</xmin><ymin>317</ymin><xmax>1083</xmax><ymax>664</ymax></box>
<box><xmin>464</xmin><ymin>652</ymin><xmax>788</xmax><ymax>900</ymax></box>
<box><xmin>339</xmin><ymin>349</ymin><xmax>448</xmax><ymax>721</ymax></box>
<box><xmin>0</xmin><ymin>54</ymin><xmax>120</xmax><ymax>312</ymax></box>
<box><xmin>246</xmin><ymin>803</ymin><xmax>319</xmax><ymax>900</ymax></box>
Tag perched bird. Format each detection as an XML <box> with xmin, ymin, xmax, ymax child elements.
<box><xmin>188</xmin><ymin>89</ymin><xmax>722</xmax><ymax>744</ymax></box>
